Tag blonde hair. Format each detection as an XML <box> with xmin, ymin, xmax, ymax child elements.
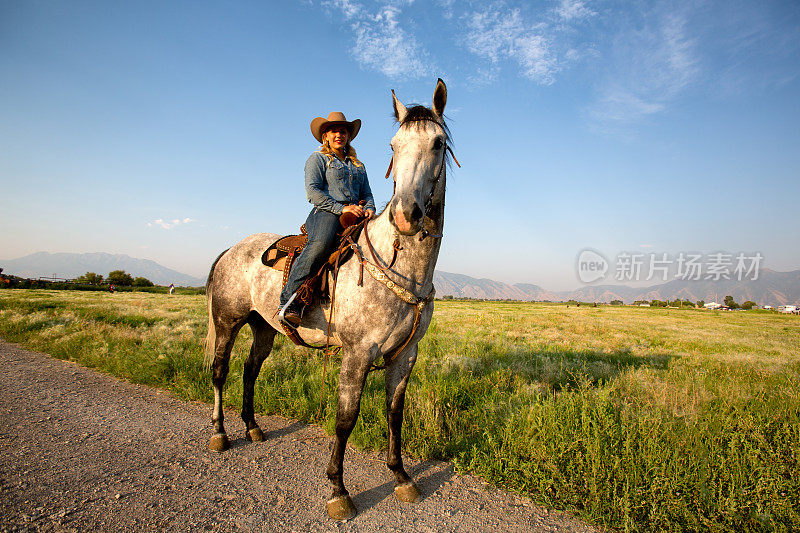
<box><xmin>320</xmin><ymin>136</ymin><xmax>364</xmax><ymax>168</ymax></box>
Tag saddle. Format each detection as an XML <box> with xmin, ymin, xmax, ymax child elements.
<box><xmin>261</xmin><ymin>207</ymin><xmax>423</xmax><ymax>367</ymax></box>
<box><xmin>261</xmin><ymin>226</ymin><xmax>308</xmax><ymax>280</ymax></box>
<box><xmin>261</xmin><ymin>214</ymin><xmax>365</xmax><ymax>306</ymax></box>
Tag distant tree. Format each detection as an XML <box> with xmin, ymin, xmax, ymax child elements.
<box><xmin>133</xmin><ymin>276</ymin><xmax>155</xmax><ymax>287</ymax></box>
<box><xmin>610</xmin><ymin>300</ymin><xmax>623</xmax><ymax>305</ymax></box>
<box><xmin>697</xmin><ymin>300</ymin><xmax>705</xmax><ymax>308</ymax></box>
<box><xmin>682</xmin><ymin>300</ymin><xmax>695</xmax><ymax>308</ymax></box>
<box><xmin>76</xmin><ymin>272</ymin><xmax>104</xmax><ymax>285</ymax></box>
<box><xmin>107</xmin><ymin>270</ymin><xmax>134</xmax><ymax>286</ymax></box>
<box><xmin>741</xmin><ymin>300</ymin><xmax>757</xmax><ymax>310</ymax></box>
<box><xmin>650</xmin><ymin>299</ymin><xmax>667</xmax><ymax>307</ymax></box>
<box><xmin>723</xmin><ymin>295</ymin><xmax>739</xmax><ymax>309</ymax></box>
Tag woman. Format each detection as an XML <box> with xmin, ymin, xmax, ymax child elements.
<box><xmin>278</xmin><ymin>111</ymin><xmax>376</xmax><ymax>328</ymax></box>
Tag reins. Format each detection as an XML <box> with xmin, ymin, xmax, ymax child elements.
<box><xmin>354</xmin><ymin>221</ymin><xmax>436</xmax><ymax>371</ymax></box>
<box><xmin>314</xmin><ymin>220</ymin><xmax>433</xmax><ymax>418</ymax></box>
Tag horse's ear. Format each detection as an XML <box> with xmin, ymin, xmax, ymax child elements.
<box><xmin>392</xmin><ymin>89</ymin><xmax>407</xmax><ymax>123</ymax></box>
<box><xmin>432</xmin><ymin>78</ymin><xmax>447</xmax><ymax>118</ymax></box>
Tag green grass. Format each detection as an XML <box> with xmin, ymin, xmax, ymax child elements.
<box><xmin>1</xmin><ymin>290</ymin><xmax>798</xmax><ymax>532</ymax></box>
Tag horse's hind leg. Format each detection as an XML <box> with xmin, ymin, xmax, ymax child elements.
<box><xmin>385</xmin><ymin>344</ymin><xmax>421</xmax><ymax>503</ymax></box>
<box><xmin>209</xmin><ymin>319</ymin><xmax>244</xmax><ymax>452</ymax></box>
<box><xmin>241</xmin><ymin>313</ymin><xmax>276</xmax><ymax>442</ymax></box>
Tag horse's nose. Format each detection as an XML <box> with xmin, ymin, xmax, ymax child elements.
<box><xmin>411</xmin><ymin>204</ymin><xmax>423</xmax><ymax>223</ymax></box>
<box><xmin>391</xmin><ymin>198</ymin><xmax>422</xmax><ymax>235</ymax></box>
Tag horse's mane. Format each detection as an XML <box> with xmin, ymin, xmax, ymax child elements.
<box><xmin>398</xmin><ymin>105</ymin><xmax>450</xmax><ymax>136</ymax></box>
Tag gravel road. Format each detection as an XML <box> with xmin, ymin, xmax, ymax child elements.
<box><xmin>0</xmin><ymin>339</ymin><xmax>598</xmax><ymax>532</ymax></box>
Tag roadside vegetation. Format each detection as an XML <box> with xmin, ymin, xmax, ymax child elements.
<box><xmin>0</xmin><ymin>290</ymin><xmax>797</xmax><ymax>531</ymax></box>
<box><xmin>0</xmin><ymin>268</ymin><xmax>204</xmax><ymax>294</ymax></box>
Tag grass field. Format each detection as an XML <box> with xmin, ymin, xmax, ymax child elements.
<box><xmin>1</xmin><ymin>289</ymin><xmax>798</xmax><ymax>531</ymax></box>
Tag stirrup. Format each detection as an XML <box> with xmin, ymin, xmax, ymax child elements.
<box><xmin>278</xmin><ymin>293</ymin><xmax>302</xmax><ymax>328</ymax></box>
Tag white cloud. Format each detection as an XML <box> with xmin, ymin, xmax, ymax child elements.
<box><xmin>590</xmin><ymin>9</ymin><xmax>698</xmax><ymax>126</ymax></box>
<box><xmin>323</xmin><ymin>0</ymin><xmax>431</xmax><ymax>79</ymax></box>
<box><xmin>320</xmin><ymin>1</ymin><xmax>596</xmax><ymax>85</ymax></box>
<box><xmin>147</xmin><ymin>217</ymin><xmax>195</xmax><ymax>230</ymax></box>
<box><xmin>516</xmin><ymin>33</ymin><xmax>555</xmax><ymax>82</ymax></box>
<box><xmin>593</xmin><ymin>89</ymin><xmax>666</xmax><ymax>123</ymax></box>
<box><xmin>437</xmin><ymin>0</ymin><xmax>455</xmax><ymax>20</ymax></box>
<box><xmin>465</xmin><ymin>9</ymin><xmax>523</xmax><ymax>64</ymax></box>
<box><xmin>462</xmin><ymin>1</ymin><xmax>596</xmax><ymax>85</ymax></box>
<box><xmin>554</xmin><ymin>0</ymin><xmax>594</xmax><ymax>22</ymax></box>
<box><xmin>464</xmin><ymin>8</ymin><xmax>559</xmax><ymax>85</ymax></box>
<box><xmin>326</xmin><ymin>0</ymin><xmax>362</xmax><ymax>19</ymax></box>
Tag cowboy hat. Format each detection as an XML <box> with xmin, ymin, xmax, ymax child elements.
<box><xmin>310</xmin><ymin>112</ymin><xmax>361</xmax><ymax>143</ymax></box>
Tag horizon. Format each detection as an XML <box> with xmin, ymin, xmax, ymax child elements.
<box><xmin>1</xmin><ymin>1</ymin><xmax>799</xmax><ymax>291</ymax></box>
<box><xmin>2</xmin><ymin>250</ymin><xmax>798</xmax><ymax>299</ymax></box>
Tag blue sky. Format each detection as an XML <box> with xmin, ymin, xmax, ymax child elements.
<box><xmin>1</xmin><ymin>0</ymin><xmax>798</xmax><ymax>289</ymax></box>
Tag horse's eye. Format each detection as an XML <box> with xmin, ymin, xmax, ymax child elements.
<box><xmin>433</xmin><ymin>138</ymin><xmax>443</xmax><ymax>150</ymax></box>
<box><xmin>390</xmin><ymin>143</ymin><xmax>394</xmax><ymax>152</ymax></box>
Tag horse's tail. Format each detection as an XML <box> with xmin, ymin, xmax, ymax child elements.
<box><xmin>203</xmin><ymin>248</ymin><xmax>229</xmax><ymax>369</ymax></box>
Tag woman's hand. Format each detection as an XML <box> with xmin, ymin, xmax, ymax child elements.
<box><xmin>342</xmin><ymin>204</ymin><xmax>364</xmax><ymax>218</ymax></box>
<box><xmin>365</xmin><ymin>209</ymin><xmax>375</xmax><ymax>219</ymax></box>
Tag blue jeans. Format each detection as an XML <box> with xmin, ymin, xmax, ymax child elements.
<box><xmin>280</xmin><ymin>207</ymin><xmax>342</xmax><ymax>306</ymax></box>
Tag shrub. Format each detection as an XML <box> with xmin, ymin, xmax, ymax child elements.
<box><xmin>107</xmin><ymin>270</ymin><xmax>134</xmax><ymax>286</ymax></box>
<box><xmin>76</xmin><ymin>272</ymin><xmax>104</xmax><ymax>285</ymax></box>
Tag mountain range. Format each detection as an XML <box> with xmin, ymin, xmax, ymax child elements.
<box><xmin>433</xmin><ymin>270</ymin><xmax>800</xmax><ymax>307</ymax></box>
<box><xmin>0</xmin><ymin>252</ymin><xmax>205</xmax><ymax>287</ymax></box>
<box><xmin>2</xmin><ymin>252</ymin><xmax>798</xmax><ymax>306</ymax></box>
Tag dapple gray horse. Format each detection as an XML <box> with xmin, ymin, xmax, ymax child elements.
<box><xmin>204</xmin><ymin>79</ymin><xmax>451</xmax><ymax>520</ymax></box>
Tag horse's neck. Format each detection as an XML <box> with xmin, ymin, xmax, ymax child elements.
<box><xmin>364</xmin><ymin>196</ymin><xmax>444</xmax><ymax>295</ymax></box>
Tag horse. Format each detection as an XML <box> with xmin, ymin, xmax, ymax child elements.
<box><xmin>203</xmin><ymin>78</ymin><xmax>452</xmax><ymax>520</ymax></box>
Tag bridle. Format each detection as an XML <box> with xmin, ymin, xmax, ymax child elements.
<box><xmin>383</xmin><ymin>118</ymin><xmax>460</xmax><ymax>240</ymax></box>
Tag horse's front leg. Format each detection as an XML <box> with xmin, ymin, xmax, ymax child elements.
<box><xmin>386</xmin><ymin>344</ymin><xmax>421</xmax><ymax>502</ymax></box>
<box><xmin>325</xmin><ymin>353</ymin><xmax>371</xmax><ymax>520</ymax></box>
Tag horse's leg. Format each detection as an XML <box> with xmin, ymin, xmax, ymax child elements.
<box><xmin>241</xmin><ymin>313</ymin><xmax>276</xmax><ymax>442</ymax></box>
<box><xmin>325</xmin><ymin>353</ymin><xmax>371</xmax><ymax>520</ymax></box>
<box><xmin>385</xmin><ymin>344</ymin><xmax>421</xmax><ymax>502</ymax></box>
<box><xmin>209</xmin><ymin>320</ymin><xmax>244</xmax><ymax>452</ymax></box>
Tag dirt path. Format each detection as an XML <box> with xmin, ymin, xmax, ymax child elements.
<box><xmin>0</xmin><ymin>339</ymin><xmax>598</xmax><ymax>532</ymax></box>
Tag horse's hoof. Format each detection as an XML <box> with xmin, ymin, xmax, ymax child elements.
<box><xmin>208</xmin><ymin>433</ymin><xmax>229</xmax><ymax>453</ymax></box>
<box><xmin>394</xmin><ymin>482</ymin><xmax>421</xmax><ymax>503</ymax></box>
<box><xmin>246</xmin><ymin>427</ymin><xmax>265</xmax><ymax>442</ymax></box>
<box><xmin>326</xmin><ymin>495</ymin><xmax>356</xmax><ymax>521</ymax></box>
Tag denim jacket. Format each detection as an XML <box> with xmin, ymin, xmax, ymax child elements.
<box><xmin>305</xmin><ymin>151</ymin><xmax>376</xmax><ymax>215</ymax></box>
